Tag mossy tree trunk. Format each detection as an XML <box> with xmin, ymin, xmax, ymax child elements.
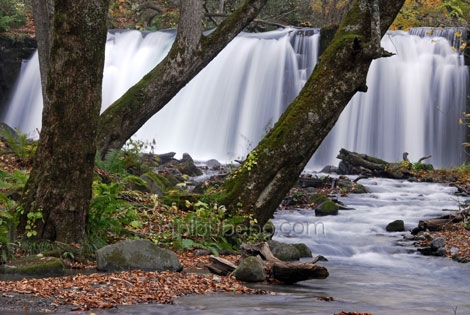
<box><xmin>96</xmin><ymin>0</ymin><xmax>268</xmax><ymax>156</ymax></box>
<box><xmin>220</xmin><ymin>0</ymin><xmax>405</xmax><ymax>227</ymax></box>
<box><xmin>19</xmin><ymin>0</ymin><xmax>109</xmax><ymax>243</ymax></box>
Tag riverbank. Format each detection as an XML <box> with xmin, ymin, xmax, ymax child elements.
<box><xmin>0</xmin><ymin>252</ymin><xmax>262</xmax><ymax>313</ymax></box>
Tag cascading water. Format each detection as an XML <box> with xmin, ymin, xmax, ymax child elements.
<box><xmin>1</xmin><ymin>27</ymin><xmax>468</xmax><ymax>168</ymax></box>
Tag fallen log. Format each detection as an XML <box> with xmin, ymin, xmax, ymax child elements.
<box><xmin>206</xmin><ymin>242</ymin><xmax>329</xmax><ymax>283</ymax></box>
<box><xmin>336</xmin><ymin>148</ymin><xmax>433</xmax><ymax>179</ymax></box>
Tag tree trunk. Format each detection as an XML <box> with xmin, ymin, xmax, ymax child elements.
<box><xmin>19</xmin><ymin>1</ymin><xmax>109</xmax><ymax>242</ymax></box>
<box><xmin>96</xmin><ymin>0</ymin><xmax>268</xmax><ymax>156</ymax></box>
<box><xmin>220</xmin><ymin>0</ymin><xmax>405</xmax><ymax>226</ymax></box>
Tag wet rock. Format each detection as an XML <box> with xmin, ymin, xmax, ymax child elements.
<box><xmin>386</xmin><ymin>220</ymin><xmax>405</xmax><ymax>232</ymax></box>
<box><xmin>418</xmin><ymin>236</ymin><xmax>447</xmax><ymax>257</ymax></box>
<box><xmin>232</xmin><ymin>256</ymin><xmax>266</xmax><ymax>282</ymax></box>
<box><xmin>96</xmin><ymin>239</ymin><xmax>182</xmax><ymax>272</ymax></box>
<box><xmin>430</xmin><ymin>237</ymin><xmax>445</xmax><ymax>250</ymax></box>
<box><xmin>315</xmin><ymin>200</ymin><xmax>339</xmax><ymax>216</ymax></box>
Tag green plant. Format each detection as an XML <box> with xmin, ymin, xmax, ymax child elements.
<box><xmin>87</xmin><ymin>182</ymin><xmax>142</xmax><ymax>248</ymax></box>
<box><xmin>16</xmin><ymin>204</ymin><xmax>43</xmax><ymax>238</ymax></box>
<box><xmin>1</xmin><ymin>128</ymin><xmax>37</xmax><ymax>160</ymax></box>
<box><xmin>0</xmin><ymin>0</ymin><xmax>26</xmax><ymax>32</ymax></box>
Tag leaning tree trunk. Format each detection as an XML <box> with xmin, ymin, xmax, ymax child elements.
<box><xmin>220</xmin><ymin>0</ymin><xmax>405</xmax><ymax>226</ymax></box>
<box><xmin>96</xmin><ymin>0</ymin><xmax>268</xmax><ymax>156</ymax></box>
<box><xmin>19</xmin><ymin>1</ymin><xmax>109</xmax><ymax>242</ymax></box>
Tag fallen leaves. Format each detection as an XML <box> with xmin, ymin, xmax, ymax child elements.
<box><xmin>0</xmin><ymin>269</ymin><xmax>265</xmax><ymax>310</ymax></box>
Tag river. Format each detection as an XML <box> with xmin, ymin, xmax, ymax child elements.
<box><xmin>90</xmin><ymin>176</ymin><xmax>469</xmax><ymax>315</ymax></box>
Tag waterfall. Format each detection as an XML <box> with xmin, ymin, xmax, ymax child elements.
<box><xmin>1</xmin><ymin>27</ymin><xmax>468</xmax><ymax>168</ymax></box>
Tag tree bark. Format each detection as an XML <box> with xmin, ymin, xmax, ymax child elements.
<box><xmin>96</xmin><ymin>0</ymin><xmax>268</xmax><ymax>157</ymax></box>
<box><xmin>20</xmin><ymin>0</ymin><xmax>110</xmax><ymax>242</ymax></box>
<box><xmin>220</xmin><ymin>0</ymin><xmax>405</xmax><ymax>226</ymax></box>
<box><xmin>30</xmin><ymin>0</ymin><xmax>54</xmax><ymax>104</ymax></box>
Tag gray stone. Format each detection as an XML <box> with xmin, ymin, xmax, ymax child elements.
<box><xmin>268</xmin><ymin>240</ymin><xmax>301</xmax><ymax>261</ymax></box>
<box><xmin>386</xmin><ymin>220</ymin><xmax>405</xmax><ymax>232</ymax></box>
<box><xmin>232</xmin><ymin>256</ymin><xmax>266</xmax><ymax>282</ymax></box>
<box><xmin>430</xmin><ymin>237</ymin><xmax>445</xmax><ymax>250</ymax></box>
<box><xmin>96</xmin><ymin>239</ymin><xmax>182</xmax><ymax>272</ymax></box>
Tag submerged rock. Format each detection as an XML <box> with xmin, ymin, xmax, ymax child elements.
<box><xmin>96</xmin><ymin>239</ymin><xmax>182</xmax><ymax>272</ymax></box>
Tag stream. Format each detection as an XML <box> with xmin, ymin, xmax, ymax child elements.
<box><xmin>3</xmin><ymin>177</ymin><xmax>470</xmax><ymax>314</ymax></box>
<box><xmin>94</xmin><ymin>176</ymin><xmax>470</xmax><ymax>315</ymax></box>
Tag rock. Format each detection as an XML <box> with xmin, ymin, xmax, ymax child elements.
<box><xmin>267</xmin><ymin>240</ymin><xmax>302</xmax><ymax>261</ymax></box>
<box><xmin>179</xmin><ymin>153</ymin><xmax>203</xmax><ymax>176</ymax></box>
<box><xmin>0</xmin><ymin>255</ymin><xmax>65</xmax><ymax>276</ymax></box>
<box><xmin>430</xmin><ymin>237</ymin><xmax>445</xmax><ymax>251</ymax></box>
<box><xmin>96</xmin><ymin>239</ymin><xmax>182</xmax><ymax>272</ymax></box>
<box><xmin>292</xmin><ymin>243</ymin><xmax>313</xmax><ymax>258</ymax></box>
<box><xmin>232</xmin><ymin>256</ymin><xmax>266</xmax><ymax>282</ymax></box>
<box><xmin>386</xmin><ymin>220</ymin><xmax>405</xmax><ymax>232</ymax></box>
<box><xmin>315</xmin><ymin>200</ymin><xmax>339</xmax><ymax>216</ymax></box>
<box><xmin>205</xmin><ymin>159</ymin><xmax>222</xmax><ymax>170</ymax></box>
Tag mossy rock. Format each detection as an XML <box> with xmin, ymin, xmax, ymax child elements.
<box><xmin>267</xmin><ymin>240</ymin><xmax>300</xmax><ymax>261</ymax></box>
<box><xmin>315</xmin><ymin>200</ymin><xmax>339</xmax><ymax>216</ymax></box>
<box><xmin>232</xmin><ymin>256</ymin><xmax>266</xmax><ymax>282</ymax></box>
<box><xmin>386</xmin><ymin>220</ymin><xmax>405</xmax><ymax>232</ymax></box>
<box><xmin>0</xmin><ymin>255</ymin><xmax>65</xmax><ymax>276</ymax></box>
<box><xmin>309</xmin><ymin>194</ymin><xmax>329</xmax><ymax>205</ymax></box>
<box><xmin>141</xmin><ymin>172</ymin><xmax>172</xmax><ymax>195</ymax></box>
<box><xmin>292</xmin><ymin>243</ymin><xmax>312</xmax><ymax>258</ymax></box>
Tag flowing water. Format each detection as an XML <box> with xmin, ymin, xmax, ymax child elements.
<box><xmin>2</xmin><ymin>28</ymin><xmax>468</xmax><ymax>168</ymax></box>
<box><xmin>92</xmin><ymin>177</ymin><xmax>469</xmax><ymax>314</ymax></box>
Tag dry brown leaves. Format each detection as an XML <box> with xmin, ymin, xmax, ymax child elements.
<box><xmin>0</xmin><ymin>269</ymin><xmax>264</xmax><ymax>311</ymax></box>
<box><xmin>435</xmin><ymin>223</ymin><xmax>470</xmax><ymax>261</ymax></box>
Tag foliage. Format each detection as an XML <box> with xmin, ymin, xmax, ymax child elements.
<box><xmin>164</xmin><ymin>199</ymin><xmax>271</xmax><ymax>254</ymax></box>
<box><xmin>391</xmin><ymin>0</ymin><xmax>470</xmax><ymax>29</ymax></box>
<box><xmin>0</xmin><ymin>0</ymin><xmax>26</xmax><ymax>32</ymax></box>
<box><xmin>87</xmin><ymin>182</ymin><xmax>142</xmax><ymax>250</ymax></box>
<box><xmin>0</xmin><ymin>169</ymin><xmax>28</xmax><ymax>261</ymax></box>
<box><xmin>1</xmin><ymin>128</ymin><xmax>37</xmax><ymax>161</ymax></box>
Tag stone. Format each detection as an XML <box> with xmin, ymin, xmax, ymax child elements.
<box><xmin>430</xmin><ymin>237</ymin><xmax>445</xmax><ymax>251</ymax></box>
<box><xmin>232</xmin><ymin>256</ymin><xmax>266</xmax><ymax>282</ymax></box>
<box><xmin>315</xmin><ymin>200</ymin><xmax>339</xmax><ymax>216</ymax></box>
<box><xmin>0</xmin><ymin>255</ymin><xmax>65</xmax><ymax>276</ymax></box>
<box><xmin>96</xmin><ymin>239</ymin><xmax>182</xmax><ymax>272</ymax></box>
<box><xmin>292</xmin><ymin>243</ymin><xmax>313</xmax><ymax>258</ymax></box>
<box><xmin>386</xmin><ymin>220</ymin><xmax>405</xmax><ymax>232</ymax></box>
<box><xmin>179</xmin><ymin>153</ymin><xmax>203</xmax><ymax>176</ymax></box>
<box><xmin>268</xmin><ymin>240</ymin><xmax>301</xmax><ymax>261</ymax></box>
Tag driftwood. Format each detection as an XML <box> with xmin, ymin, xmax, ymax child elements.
<box><xmin>206</xmin><ymin>242</ymin><xmax>328</xmax><ymax>284</ymax></box>
<box><xmin>206</xmin><ymin>256</ymin><xmax>237</xmax><ymax>276</ymax></box>
<box><xmin>413</xmin><ymin>208</ymin><xmax>469</xmax><ymax>234</ymax></box>
<box><xmin>336</xmin><ymin>148</ymin><xmax>433</xmax><ymax>179</ymax></box>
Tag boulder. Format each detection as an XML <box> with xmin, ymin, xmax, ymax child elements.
<box><xmin>386</xmin><ymin>220</ymin><xmax>405</xmax><ymax>232</ymax></box>
<box><xmin>232</xmin><ymin>256</ymin><xmax>266</xmax><ymax>282</ymax></box>
<box><xmin>292</xmin><ymin>243</ymin><xmax>313</xmax><ymax>258</ymax></box>
<box><xmin>179</xmin><ymin>153</ymin><xmax>203</xmax><ymax>176</ymax></box>
<box><xmin>96</xmin><ymin>239</ymin><xmax>182</xmax><ymax>272</ymax></box>
<box><xmin>268</xmin><ymin>240</ymin><xmax>301</xmax><ymax>261</ymax></box>
<box><xmin>315</xmin><ymin>200</ymin><xmax>339</xmax><ymax>216</ymax></box>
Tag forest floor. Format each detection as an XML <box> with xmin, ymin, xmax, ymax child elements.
<box><xmin>0</xmin><ymin>138</ymin><xmax>469</xmax><ymax>314</ymax></box>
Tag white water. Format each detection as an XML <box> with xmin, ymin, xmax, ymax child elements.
<box><xmin>1</xmin><ymin>28</ymin><xmax>468</xmax><ymax>168</ymax></box>
<box><xmin>91</xmin><ymin>178</ymin><xmax>470</xmax><ymax>314</ymax></box>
